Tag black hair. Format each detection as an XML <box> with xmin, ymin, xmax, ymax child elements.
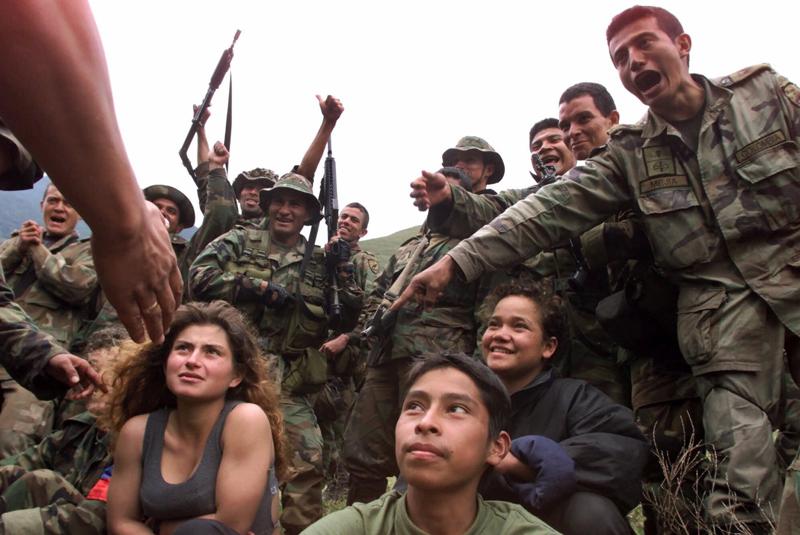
<box><xmin>487</xmin><ymin>282</ymin><xmax>565</xmax><ymax>343</ymax></box>
<box><xmin>402</xmin><ymin>352</ymin><xmax>510</xmax><ymax>439</ymax></box>
<box><xmin>559</xmin><ymin>82</ymin><xmax>617</xmax><ymax>118</ymax></box>
<box><xmin>607</xmin><ymin>5</ymin><xmax>684</xmax><ymax>43</ymax></box>
<box><xmin>344</xmin><ymin>201</ymin><xmax>370</xmax><ymax>230</ymax></box>
<box><xmin>528</xmin><ymin>118</ymin><xmax>560</xmax><ymax>147</ymax></box>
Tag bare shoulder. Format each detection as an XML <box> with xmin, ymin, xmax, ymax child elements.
<box><xmin>116</xmin><ymin>413</ymin><xmax>149</xmax><ymax>457</ymax></box>
<box><xmin>224</xmin><ymin>403</ymin><xmax>271</xmax><ymax>437</ymax></box>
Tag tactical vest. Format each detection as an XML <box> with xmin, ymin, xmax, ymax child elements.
<box><xmin>225</xmin><ymin>228</ymin><xmax>330</xmax><ymax>393</ymax></box>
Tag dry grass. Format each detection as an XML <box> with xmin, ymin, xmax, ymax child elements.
<box><xmin>643</xmin><ymin>430</ymin><xmax>776</xmax><ymax>534</ymax></box>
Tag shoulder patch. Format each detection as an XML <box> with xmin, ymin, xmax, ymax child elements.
<box><xmin>715</xmin><ymin>63</ymin><xmax>772</xmax><ymax>87</ymax></box>
<box><xmin>367</xmin><ymin>257</ymin><xmax>380</xmax><ymax>275</ymax></box>
<box><xmin>778</xmin><ymin>75</ymin><xmax>800</xmax><ymax>108</ymax></box>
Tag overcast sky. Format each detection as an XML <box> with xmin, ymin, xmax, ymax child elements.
<box><xmin>88</xmin><ymin>0</ymin><xmax>799</xmax><ymax>239</ymax></box>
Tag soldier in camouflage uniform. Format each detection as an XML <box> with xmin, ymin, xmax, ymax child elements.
<box><xmin>181</xmin><ymin>94</ymin><xmax>345</xmax><ymax>286</ymax></box>
<box><xmin>315</xmin><ymin>202</ymin><xmax>380</xmax><ymax>500</ymax></box>
<box><xmin>0</xmin><ymin>182</ymin><xmax>98</xmax><ymax>455</ymax></box>
<box><xmin>558</xmin><ymin>82</ymin><xmax>703</xmax><ymax>533</ymax></box>
<box><xmin>401</xmin><ymin>6</ymin><xmax>800</xmax><ymax>529</ymax></box>
<box><xmin>189</xmin><ymin>173</ymin><xmax>363</xmax><ymax>535</ymax></box>
<box><xmin>456</xmin><ymin>119</ymin><xmax>630</xmax><ymax>405</ymax></box>
<box><xmin>0</xmin><ymin>124</ymin><xmax>102</xmax><ymax>404</ymax></box>
<box><xmin>0</xmin><ymin>326</ymin><xmax>126</xmax><ymax>535</ymax></box>
<box><xmin>342</xmin><ymin>167</ymin><xmax>485</xmax><ymax>506</ymax></box>
<box><xmin>143</xmin><ymin>183</ymin><xmax>196</xmax><ymax>281</ymax></box>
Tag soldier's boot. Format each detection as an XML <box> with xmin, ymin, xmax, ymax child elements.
<box><xmin>346</xmin><ymin>476</ymin><xmax>387</xmax><ymax>505</ymax></box>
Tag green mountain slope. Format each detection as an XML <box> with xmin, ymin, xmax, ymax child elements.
<box><xmin>359</xmin><ymin>225</ymin><xmax>420</xmax><ymax>269</ymax></box>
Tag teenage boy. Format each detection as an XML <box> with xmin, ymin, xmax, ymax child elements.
<box><xmin>304</xmin><ymin>352</ymin><xmax>556</xmax><ymax>535</ymax></box>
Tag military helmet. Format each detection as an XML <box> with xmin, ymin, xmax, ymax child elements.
<box><xmin>258</xmin><ymin>172</ymin><xmax>322</xmax><ymax>225</ymax></box>
<box><xmin>232</xmin><ymin>167</ymin><xmax>278</xmax><ymax>199</ymax></box>
<box><xmin>441</xmin><ymin>136</ymin><xmax>505</xmax><ymax>184</ymax></box>
<box><xmin>143</xmin><ymin>184</ymin><xmax>195</xmax><ymax>228</ymax></box>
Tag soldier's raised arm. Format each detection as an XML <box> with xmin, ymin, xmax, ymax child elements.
<box><xmin>294</xmin><ymin>95</ymin><xmax>344</xmax><ymax>182</ymax></box>
<box><xmin>0</xmin><ymin>0</ymin><xmax>179</xmax><ymax>343</ymax></box>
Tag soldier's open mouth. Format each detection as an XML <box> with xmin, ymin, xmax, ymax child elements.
<box><xmin>50</xmin><ymin>216</ymin><xmax>66</xmax><ymax>223</ymax></box>
<box><xmin>635</xmin><ymin>71</ymin><xmax>661</xmax><ymax>93</ymax></box>
<box><xmin>541</xmin><ymin>155</ymin><xmax>559</xmax><ymax>165</ymax></box>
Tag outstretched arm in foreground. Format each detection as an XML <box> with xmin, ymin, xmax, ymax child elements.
<box><xmin>0</xmin><ymin>0</ymin><xmax>180</xmax><ymax>343</ymax></box>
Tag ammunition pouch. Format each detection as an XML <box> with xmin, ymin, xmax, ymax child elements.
<box><xmin>279</xmin><ymin>297</ymin><xmax>329</xmax><ymax>394</ymax></box>
<box><xmin>282</xmin><ymin>347</ymin><xmax>329</xmax><ymax>395</ymax></box>
<box><xmin>281</xmin><ymin>295</ymin><xmax>327</xmax><ymax>352</ymax></box>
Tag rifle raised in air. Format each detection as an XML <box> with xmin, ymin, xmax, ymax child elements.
<box><xmin>178</xmin><ymin>30</ymin><xmax>240</xmax><ymax>182</ymax></box>
<box><xmin>320</xmin><ymin>140</ymin><xmax>345</xmax><ymax>326</ymax></box>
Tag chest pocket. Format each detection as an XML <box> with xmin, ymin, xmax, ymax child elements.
<box><xmin>736</xmin><ymin>143</ymin><xmax>800</xmax><ymax>231</ymax></box>
<box><xmin>637</xmin><ymin>182</ymin><xmax>717</xmax><ymax>271</ymax></box>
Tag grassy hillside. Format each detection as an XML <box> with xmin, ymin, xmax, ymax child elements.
<box><xmin>360</xmin><ymin>225</ymin><xmax>421</xmax><ymax>269</ymax></box>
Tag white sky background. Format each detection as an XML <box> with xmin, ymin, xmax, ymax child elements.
<box><xmin>89</xmin><ymin>0</ymin><xmax>799</xmax><ymax>240</ymax></box>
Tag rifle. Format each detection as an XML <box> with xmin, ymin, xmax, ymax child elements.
<box><xmin>531</xmin><ymin>154</ymin><xmax>589</xmax><ymax>291</ymax></box>
<box><xmin>178</xmin><ymin>30</ymin><xmax>241</xmax><ymax>182</ymax></box>
<box><xmin>361</xmin><ymin>230</ymin><xmax>430</xmax><ymax>339</ymax></box>
<box><xmin>321</xmin><ymin>140</ymin><xmax>344</xmax><ymax>326</ymax></box>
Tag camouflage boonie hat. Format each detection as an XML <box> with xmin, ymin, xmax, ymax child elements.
<box><xmin>441</xmin><ymin>136</ymin><xmax>505</xmax><ymax>184</ymax></box>
<box><xmin>259</xmin><ymin>172</ymin><xmax>322</xmax><ymax>225</ymax></box>
<box><xmin>143</xmin><ymin>184</ymin><xmax>195</xmax><ymax>228</ymax></box>
<box><xmin>232</xmin><ymin>167</ymin><xmax>278</xmax><ymax>198</ymax></box>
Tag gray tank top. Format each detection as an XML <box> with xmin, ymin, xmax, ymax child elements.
<box><xmin>139</xmin><ymin>400</ymin><xmax>276</xmax><ymax>534</ymax></box>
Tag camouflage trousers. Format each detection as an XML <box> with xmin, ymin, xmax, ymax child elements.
<box><xmin>314</xmin><ymin>377</ymin><xmax>355</xmax><ymax>487</ymax></box>
<box><xmin>777</xmin><ymin>450</ymin><xmax>800</xmax><ymax>535</ymax></box>
<box><xmin>280</xmin><ymin>392</ymin><xmax>324</xmax><ymax>535</ymax></box>
<box><xmin>630</xmin><ymin>355</ymin><xmax>704</xmax><ymax>534</ymax></box>
<box><xmin>343</xmin><ymin>358</ymin><xmax>413</xmax><ymax>505</ymax></box>
<box><xmin>0</xmin><ymin>465</ymin><xmax>105</xmax><ymax>534</ymax></box>
<box><xmin>776</xmin><ymin>363</ymin><xmax>800</xmax><ymax>477</ymax></box>
<box><xmin>0</xmin><ymin>371</ymin><xmax>53</xmax><ymax>457</ymax></box>
<box><xmin>681</xmin><ymin>289</ymin><xmax>786</xmax><ymax>529</ymax></box>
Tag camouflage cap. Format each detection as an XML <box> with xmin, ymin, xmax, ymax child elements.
<box><xmin>143</xmin><ymin>184</ymin><xmax>195</xmax><ymax>228</ymax></box>
<box><xmin>258</xmin><ymin>172</ymin><xmax>322</xmax><ymax>225</ymax></box>
<box><xmin>232</xmin><ymin>167</ymin><xmax>278</xmax><ymax>198</ymax></box>
<box><xmin>441</xmin><ymin>136</ymin><xmax>505</xmax><ymax>184</ymax></box>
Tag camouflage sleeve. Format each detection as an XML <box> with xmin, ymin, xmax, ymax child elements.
<box><xmin>427</xmin><ymin>186</ymin><xmax>530</xmax><ymax>239</ymax></box>
<box><xmin>774</xmin><ymin>70</ymin><xmax>800</xmax><ymax>141</ymax></box>
<box><xmin>0</xmin><ymin>235</ymin><xmax>23</xmax><ymax>273</ymax></box>
<box><xmin>30</xmin><ymin>241</ymin><xmax>97</xmax><ymax>305</ymax></box>
<box><xmin>181</xmin><ymin>167</ymin><xmax>240</xmax><ymax>275</ymax></box>
<box><xmin>580</xmin><ymin>212</ymin><xmax>651</xmax><ymax>271</ymax></box>
<box><xmin>0</xmin><ymin>273</ymin><xmax>65</xmax><ymax>399</ymax></box>
<box><xmin>0</xmin><ymin>427</ymin><xmax>58</xmax><ymax>470</ymax></box>
<box><xmin>0</xmin><ymin>497</ymin><xmax>106</xmax><ymax>534</ymax></box>
<box><xmin>194</xmin><ymin>161</ymin><xmax>211</xmax><ymax>211</ymax></box>
<box><xmin>448</xmin><ymin>155</ymin><xmax>633</xmax><ymax>282</ymax></box>
<box><xmin>189</xmin><ymin>228</ymin><xmax>270</xmax><ymax>304</ymax></box>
